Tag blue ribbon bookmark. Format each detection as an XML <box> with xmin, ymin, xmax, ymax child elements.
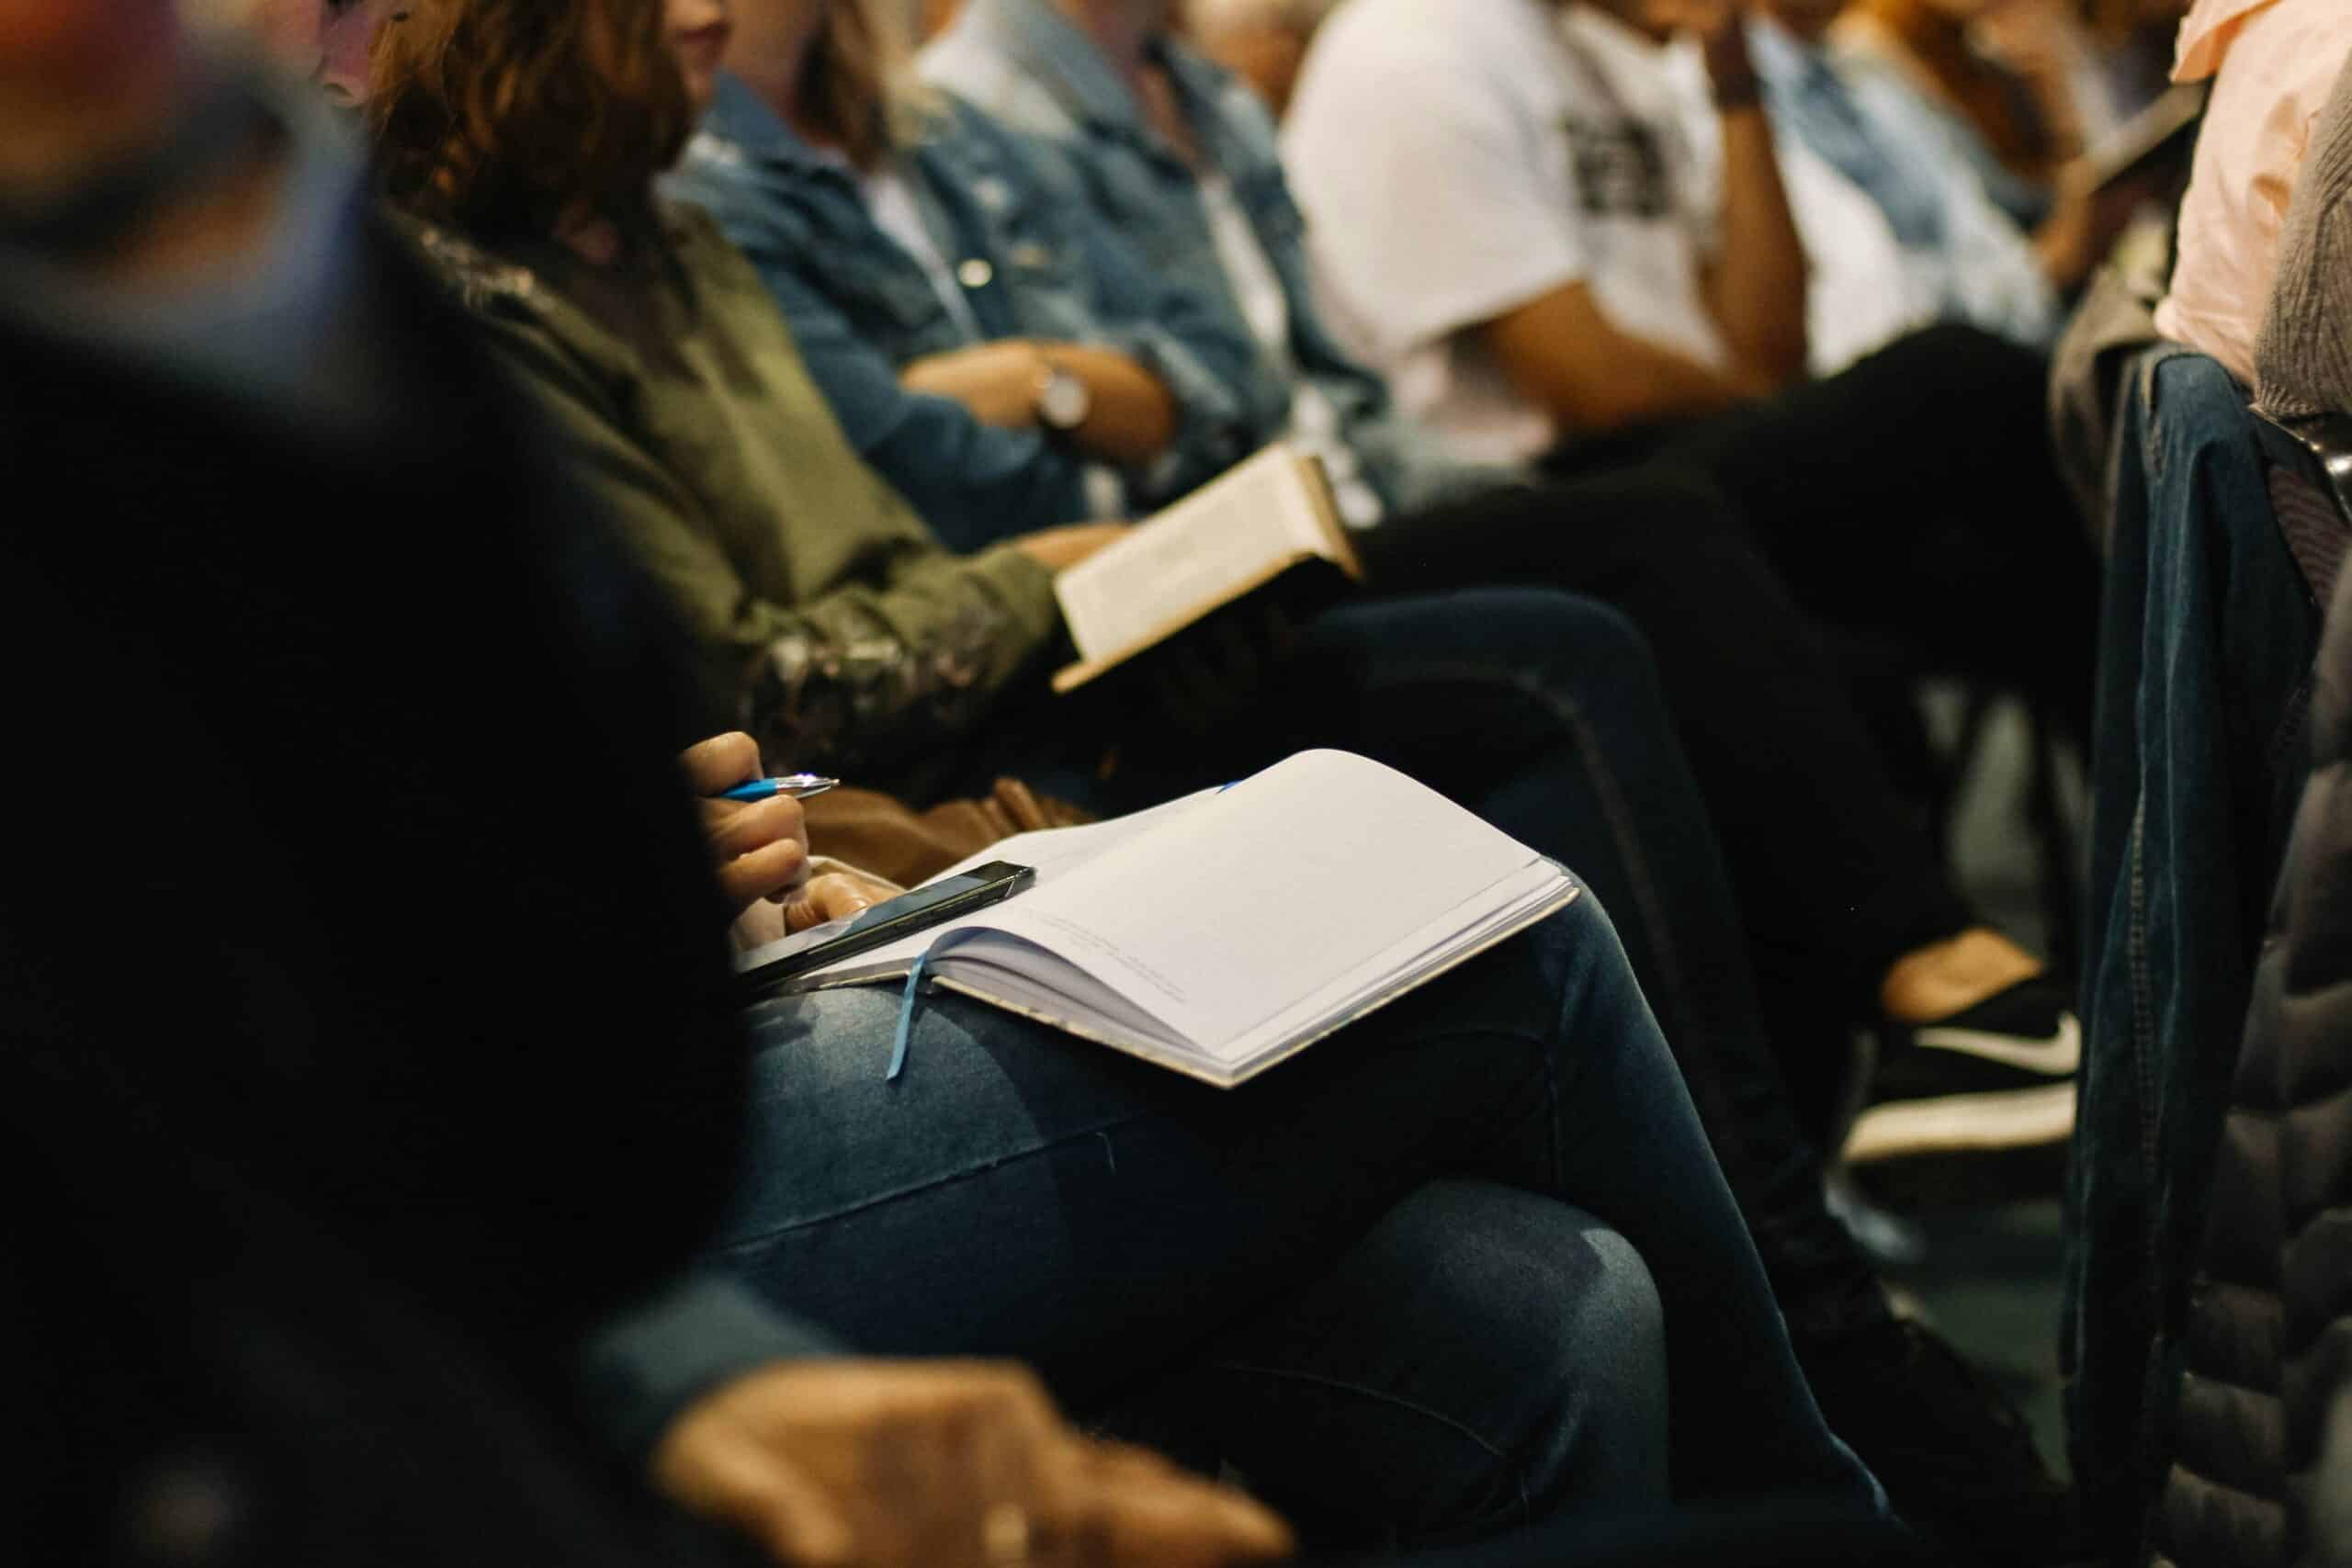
<box><xmin>887</xmin><ymin>947</ymin><xmax>935</xmax><ymax>1082</ymax></box>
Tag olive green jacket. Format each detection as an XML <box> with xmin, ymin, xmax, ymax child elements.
<box><xmin>403</xmin><ymin>203</ymin><xmax>1061</xmax><ymax>778</ymax></box>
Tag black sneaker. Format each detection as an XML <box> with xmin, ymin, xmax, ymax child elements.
<box><xmin>1846</xmin><ymin>977</ymin><xmax>2077</xmax><ymax>1165</ymax></box>
<box><xmin>1797</xmin><ymin>1317</ymin><xmax>2086</xmax><ymax>1563</ymax></box>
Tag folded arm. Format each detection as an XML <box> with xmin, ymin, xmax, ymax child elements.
<box><xmin>898</xmin><ymin>337</ymin><xmax>1176</xmax><ymax>464</ymax></box>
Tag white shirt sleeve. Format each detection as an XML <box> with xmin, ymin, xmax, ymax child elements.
<box><xmin>1283</xmin><ymin>17</ymin><xmax>1589</xmax><ymax>361</ymax></box>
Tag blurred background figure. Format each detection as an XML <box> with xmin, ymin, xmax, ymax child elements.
<box><xmin>184</xmin><ymin>0</ymin><xmax>398</xmax><ymax>102</ymax></box>
<box><xmin>1836</xmin><ymin>0</ymin><xmax>2174</xmax><ymax>221</ymax></box>
<box><xmin>2153</xmin><ymin>0</ymin><xmax>2352</xmax><ymax>387</ymax></box>
<box><xmin>1182</xmin><ymin>0</ymin><xmax>1338</xmax><ymax>117</ymax></box>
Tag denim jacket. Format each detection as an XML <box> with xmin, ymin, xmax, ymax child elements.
<box><xmin>665</xmin><ymin>74</ymin><xmax>1268</xmax><ymax>553</ymax></box>
<box><xmin>2068</xmin><ymin>346</ymin><xmax>2324</xmax><ymax>1557</ymax></box>
<box><xmin>922</xmin><ymin>0</ymin><xmax>1490</xmax><ymax>515</ymax></box>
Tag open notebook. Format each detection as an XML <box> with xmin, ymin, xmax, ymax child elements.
<box><xmin>751</xmin><ymin>751</ymin><xmax>1578</xmax><ymax>1088</ymax></box>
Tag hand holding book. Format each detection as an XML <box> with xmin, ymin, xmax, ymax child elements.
<box><xmin>1048</xmin><ymin>444</ymin><xmax>1363</xmax><ymax>694</ymax></box>
<box><xmin>1013</xmin><ymin>519</ymin><xmax>1130</xmax><ymax>574</ymax></box>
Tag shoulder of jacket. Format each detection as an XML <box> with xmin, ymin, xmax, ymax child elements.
<box><xmin>388</xmin><ymin>212</ymin><xmax>548</xmax><ymax>317</ymax></box>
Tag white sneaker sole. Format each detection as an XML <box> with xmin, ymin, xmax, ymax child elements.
<box><xmin>1843</xmin><ymin>1082</ymin><xmax>2077</xmax><ymax>1165</ymax></box>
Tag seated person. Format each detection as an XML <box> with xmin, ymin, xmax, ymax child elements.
<box><xmin>1834</xmin><ymin>0</ymin><xmax>2103</xmax><ymax>220</ymax></box>
<box><xmin>682</xmin><ymin>0</ymin><xmax>2082</xmax><ymax>1190</ymax></box>
<box><xmin>672</xmin><ymin>0</ymin><xmax>1283</xmax><ymax>553</ymax></box>
<box><xmin>2151</xmin><ymin>0</ymin><xmax>2352</xmax><ymax>388</ymax></box>
<box><xmin>0</xmin><ymin>7</ymin><xmax>1278</xmax><ymax>1563</ymax></box>
<box><xmin>2</xmin><ymin>1</ymin><xmax>1882</xmax><ymax>1552</ymax></box>
<box><xmin>1738</xmin><ymin>0</ymin><xmax>2146</xmax><ymax>368</ymax></box>
<box><xmin>1267</xmin><ymin>0</ymin><xmax>2097</xmax><ymax>726</ymax></box>
<box><xmin>363</xmin><ymin>0</ymin><xmax>2068</xmax><ymax>1545</ymax></box>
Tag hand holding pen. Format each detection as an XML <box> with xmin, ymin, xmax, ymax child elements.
<box><xmin>717</xmin><ymin>772</ymin><xmax>839</xmax><ymax>803</ymax></box>
<box><xmin>680</xmin><ymin>734</ymin><xmax>826</xmax><ymax>918</ymax></box>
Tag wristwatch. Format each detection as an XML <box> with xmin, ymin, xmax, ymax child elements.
<box><xmin>1035</xmin><ymin>359</ymin><xmax>1094</xmax><ymax>434</ymax></box>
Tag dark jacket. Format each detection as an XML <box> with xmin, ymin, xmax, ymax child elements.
<box><xmin>2069</xmin><ymin>346</ymin><xmax>2324</xmax><ymax>1559</ymax></box>
<box><xmin>2153</xmin><ymin>512</ymin><xmax>2352</xmax><ymax>1567</ymax></box>
<box><xmin>0</xmin><ymin>182</ymin><xmax>820</xmax><ymax>1561</ymax></box>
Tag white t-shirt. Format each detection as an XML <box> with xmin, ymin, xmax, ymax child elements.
<box><xmin>1283</xmin><ymin>0</ymin><xmax>1729</xmax><ymax>464</ymax></box>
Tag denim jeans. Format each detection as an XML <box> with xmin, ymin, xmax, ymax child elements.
<box><xmin>2066</xmin><ymin>349</ymin><xmax>2324</xmax><ymax>1554</ymax></box>
<box><xmin>923</xmin><ymin>588</ymin><xmax>1894</xmax><ymax>1348</ymax></box>
<box><xmin>709</xmin><ymin>893</ymin><xmax>1881</xmax><ymax>1542</ymax></box>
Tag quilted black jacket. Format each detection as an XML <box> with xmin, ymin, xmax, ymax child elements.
<box><xmin>2154</xmin><ymin>547</ymin><xmax>2352</xmax><ymax>1565</ymax></box>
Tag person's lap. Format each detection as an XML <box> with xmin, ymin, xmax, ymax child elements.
<box><xmin>706</xmin><ymin>892</ymin><xmax>1880</xmax><ymax>1517</ymax></box>
<box><xmin>930</xmin><ymin>586</ymin><xmax>1894</xmax><ymax>1338</ymax></box>
<box><xmin>709</xmin><ymin>894</ymin><xmax>1611</xmax><ymax>1395</ymax></box>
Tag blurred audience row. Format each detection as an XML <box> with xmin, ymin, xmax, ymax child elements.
<box><xmin>5</xmin><ymin>0</ymin><xmax>2351</xmax><ymax>1563</ymax></box>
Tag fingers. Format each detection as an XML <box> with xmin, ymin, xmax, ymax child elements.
<box><xmin>1015</xmin><ymin>522</ymin><xmax>1127</xmax><ymax>573</ymax></box>
<box><xmin>658</xmin><ymin>1421</ymin><xmax>859</xmax><ymax>1568</ymax></box>
<box><xmin>840</xmin><ymin>1363</ymin><xmax>1069</xmax><ymax>1567</ymax></box>
<box><xmin>657</xmin><ymin>1359</ymin><xmax>1290</xmax><ymax>1568</ymax></box>
<box><xmin>707</xmin><ymin>794</ymin><xmax>811</xmax><ymax>911</ymax></box>
<box><xmin>705</xmin><ymin>793</ymin><xmax>808</xmax><ymax>862</ymax></box>
<box><xmin>1054</xmin><ymin>1443</ymin><xmax>1294</xmax><ymax>1568</ymax></box>
<box><xmin>680</xmin><ymin>731</ymin><xmax>763</xmax><ymax>795</ymax></box>
<box><xmin>730</xmin><ymin>897</ymin><xmax>789</xmax><ymax>952</ymax></box>
<box><xmin>784</xmin><ymin>872</ymin><xmax>890</xmax><ymax>933</ymax></box>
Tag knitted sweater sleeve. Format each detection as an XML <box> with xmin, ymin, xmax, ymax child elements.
<box><xmin>2253</xmin><ymin>55</ymin><xmax>2352</xmax><ymax>423</ymax></box>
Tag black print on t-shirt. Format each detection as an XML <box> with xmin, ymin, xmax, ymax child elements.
<box><xmin>1562</xmin><ymin>117</ymin><xmax>1671</xmax><ymax>220</ymax></box>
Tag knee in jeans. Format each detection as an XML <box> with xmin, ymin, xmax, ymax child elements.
<box><xmin>1395</xmin><ymin>1182</ymin><xmax>1670</xmax><ymax>1528</ymax></box>
<box><xmin>1461</xmin><ymin>588</ymin><xmax>1655</xmax><ymax>680</ymax></box>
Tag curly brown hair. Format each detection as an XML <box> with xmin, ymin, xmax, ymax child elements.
<box><xmin>368</xmin><ymin>0</ymin><xmax>694</xmax><ymax>239</ymax></box>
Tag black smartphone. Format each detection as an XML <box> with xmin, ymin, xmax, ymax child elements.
<box><xmin>735</xmin><ymin>860</ymin><xmax>1036</xmax><ymax>993</ymax></box>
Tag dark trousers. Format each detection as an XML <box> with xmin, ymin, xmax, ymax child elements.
<box><xmin>722</xmin><ymin>895</ymin><xmax>1881</xmax><ymax>1538</ymax></box>
<box><xmin>2067</xmin><ymin>349</ymin><xmax>2322</xmax><ymax>1553</ymax></box>
<box><xmin>1552</xmin><ymin>324</ymin><xmax>2100</xmax><ymax>737</ymax></box>
<box><xmin>940</xmin><ymin>588</ymin><xmax>1892</xmax><ymax>1345</ymax></box>
<box><xmin>1363</xmin><ymin>468</ymin><xmax>1978</xmax><ymax>1123</ymax></box>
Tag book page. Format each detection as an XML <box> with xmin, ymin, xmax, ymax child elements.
<box><xmin>1054</xmin><ymin>445</ymin><xmax>1337</xmax><ymax>661</ymax></box>
<box><xmin>775</xmin><ymin>786</ymin><xmax>1222</xmax><ymax>981</ymax></box>
<box><xmin>962</xmin><ymin>750</ymin><xmax>1559</xmax><ymax>1057</ymax></box>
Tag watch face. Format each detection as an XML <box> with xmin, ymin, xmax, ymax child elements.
<box><xmin>1039</xmin><ymin>367</ymin><xmax>1093</xmax><ymax>431</ymax></box>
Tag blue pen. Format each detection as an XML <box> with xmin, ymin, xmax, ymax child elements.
<box><xmin>718</xmin><ymin>773</ymin><xmax>841</xmax><ymax>803</ymax></box>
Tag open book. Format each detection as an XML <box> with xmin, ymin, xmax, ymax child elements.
<box><xmin>1051</xmin><ymin>443</ymin><xmax>1364</xmax><ymax>694</ymax></box>
<box><xmin>753</xmin><ymin>750</ymin><xmax>1577</xmax><ymax>1088</ymax></box>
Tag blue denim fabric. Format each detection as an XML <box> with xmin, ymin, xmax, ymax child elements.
<box><xmin>913</xmin><ymin>585</ymin><xmax>1897</xmax><ymax>1345</ymax></box>
<box><xmin>663</xmin><ymin>76</ymin><xmax>1271</xmax><ymax>551</ymax></box>
<box><xmin>1748</xmin><ymin>20</ymin><xmax>2057</xmax><ymax>349</ymax></box>
<box><xmin>922</xmin><ymin>0</ymin><xmax>1471</xmax><ymax>513</ymax></box>
<box><xmin>714</xmin><ymin>889</ymin><xmax>1882</xmax><ymax>1537</ymax></box>
<box><xmin>2067</xmin><ymin>348</ymin><xmax>2324</xmax><ymax>1554</ymax></box>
